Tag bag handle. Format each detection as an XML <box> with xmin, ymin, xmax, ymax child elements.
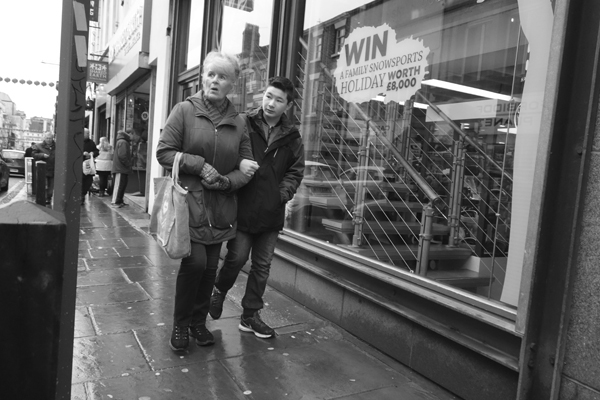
<box><xmin>172</xmin><ymin>152</ymin><xmax>183</xmax><ymax>182</ymax></box>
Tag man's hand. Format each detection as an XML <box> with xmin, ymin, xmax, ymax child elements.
<box><xmin>240</xmin><ymin>159</ymin><xmax>259</xmax><ymax>177</ymax></box>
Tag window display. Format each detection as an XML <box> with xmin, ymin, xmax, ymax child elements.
<box><xmin>287</xmin><ymin>0</ymin><xmax>553</xmax><ymax>308</ymax></box>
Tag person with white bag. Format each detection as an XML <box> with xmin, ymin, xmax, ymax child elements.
<box><xmin>95</xmin><ymin>137</ymin><xmax>114</xmax><ymax>197</ymax></box>
<box><xmin>81</xmin><ymin>128</ymin><xmax>99</xmax><ymax>205</ymax></box>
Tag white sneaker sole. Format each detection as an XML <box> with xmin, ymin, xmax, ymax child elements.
<box><xmin>238</xmin><ymin>323</ymin><xmax>274</xmax><ymax>339</ymax></box>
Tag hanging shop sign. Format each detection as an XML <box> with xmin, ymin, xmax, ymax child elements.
<box><xmin>88</xmin><ymin>0</ymin><xmax>98</xmax><ymax>22</ymax></box>
<box><xmin>87</xmin><ymin>60</ymin><xmax>108</xmax><ymax>83</ymax></box>
<box><xmin>333</xmin><ymin>24</ymin><xmax>430</xmax><ymax>105</ymax></box>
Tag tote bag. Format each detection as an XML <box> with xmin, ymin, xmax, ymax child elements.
<box><xmin>83</xmin><ymin>155</ymin><xmax>96</xmax><ymax>175</ymax></box>
<box><xmin>149</xmin><ymin>152</ymin><xmax>191</xmax><ymax>259</ymax></box>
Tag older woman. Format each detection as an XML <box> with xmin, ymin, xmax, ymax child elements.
<box><xmin>156</xmin><ymin>51</ymin><xmax>254</xmax><ymax>351</ymax></box>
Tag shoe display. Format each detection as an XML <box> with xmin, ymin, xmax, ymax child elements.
<box><xmin>189</xmin><ymin>324</ymin><xmax>215</xmax><ymax>346</ymax></box>
<box><xmin>209</xmin><ymin>287</ymin><xmax>227</xmax><ymax>319</ymax></box>
<box><xmin>239</xmin><ymin>311</ymin><xmax>275</xmax><ymax>338</ymax></box>
<box><xmin>169</xmin><ymin>324</ymin><xmax>189</xmax><ymax>351</ymax></box>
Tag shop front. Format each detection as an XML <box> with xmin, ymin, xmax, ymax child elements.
<box><xmin>99</xmin><ymin>0</ymin><xmax>152</xmax><ymax>207</ymax></box>
<box><xmin>148</xmin><ymin>0</ymin><xmax>600</xmax><ymax>398</ymax></box>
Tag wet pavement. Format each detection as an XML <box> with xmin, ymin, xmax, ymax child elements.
<box><xmin>70</xmin><ymin>192</ymin><xmax>460</xmax><ymax>400</ymax></box>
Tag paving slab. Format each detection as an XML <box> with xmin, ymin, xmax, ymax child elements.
<box><xmin>72</xmin><ymin>332</ymin><xmax>150</xmax><ymax>384</ymax></box>
<box><xmin>77</xmin><ymin>282</ymin><xmax>150</xmax><ymax>306</ymax></box>
<box><xmin>85</xmin><ymin>362</ymin><xmax>247</xmax><ymax>400</ymax></box>
<box><xmin>91</xmin><ymin>298</ymin><xmax>173</xmax><ymax>334</ymax></box>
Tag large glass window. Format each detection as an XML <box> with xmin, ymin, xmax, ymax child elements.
<box><xmin>288</xmin><ymin>0</ymin><xmax>554</xmax><ymax>310</ymax></box>
<box><xmin>185</xmin><ymin>0</ymin><xmax>205</xmax><ymax>70</ymax></box>
<box><xmin>221</xmin><ymin>0</ymin><xmax>274</xmax><ymax>111</ymax></box>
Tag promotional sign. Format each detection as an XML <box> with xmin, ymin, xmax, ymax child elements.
<box><xmin>334</xmin><ymin>24</ymin><xmax>430</xmax><ymax>105</ymax></box>
<box><xmin>87</xmin><ymin>60</ymin><xmax>108</xmax><ymax>83</ymax></box>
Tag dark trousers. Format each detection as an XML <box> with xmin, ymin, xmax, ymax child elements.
<box><xmin>215</xmin><ymin>230</ymin><xmax>279</xmax><ymax>313</ymax></box>
<box><xmin>45</xmin><ymin>176</ymin><xmax>54</xmax><ymax>202</ymax></box>
<box><xmin>82</xmin><ymin>174</ymin><xmax>94</xmax><ymax>197</ymax></box>
<box><xmin>174</xmin><ymin>242</ymin><xmax>222</xmax><ymax>326</ymax></box>
<box><xmin>97</xmin><ymin>171</ymin><xmax>111</xmax><ymax>193</ymax></box>
<box><xmin>112</xmin><ymin>173</ymin><xmax>128</xmax><ymax>204</ymax></box>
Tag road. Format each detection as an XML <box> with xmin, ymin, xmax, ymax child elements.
<box><xmin>0</xmin><ymin>176</ymin><xmax>27</xmax><ymax>207</ymax></box>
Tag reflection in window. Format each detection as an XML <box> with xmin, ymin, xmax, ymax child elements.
<box><xmin>287</xmin><ymin>0</ymin><xmax>551</xmax><ymax>309</ymax></box>
<box><xmin>185</xmin><ymin>0</ymin><xmax>204</xmax><ymax>71</ymax></box>
<box><xmin>221</xmin><ymin>0</ymin><xmax>274</xmax><ymax>112</ymax></box>
<box><xmin>334</xmin><ymin>26</ymin><xmax>346</xmax><ymax>54</ymax></box>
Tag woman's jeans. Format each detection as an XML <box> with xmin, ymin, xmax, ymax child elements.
<box><xmin>173</xmin><ymin>241</ymin><xmax>222</xmax><ymax>327</ymax></box>
<box><xmin>214</xmin><ymin>230</ymin><xmax>279</xmax><ymax>313</ymax></box>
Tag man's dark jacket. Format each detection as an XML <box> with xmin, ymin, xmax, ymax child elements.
<box><xmin>237</xmin><ymin>107</ymin><xmax>304</xmax><ymax>234</ymax></box>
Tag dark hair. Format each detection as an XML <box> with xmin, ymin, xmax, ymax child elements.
<box><xmin>268</xmin><ymin>76</ymin><xmax>295</xmax><ymax>103</ymax></box>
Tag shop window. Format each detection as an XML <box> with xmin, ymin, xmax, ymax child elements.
<box><xmin>288</xmin><ymin>0</ymin><xmax>554</xmax><ymax>312</ymax></box>
<box><xmin>221</xmin><ymin>0</ymin><xmax>274</xmax><ymax>112</ymax></box>
<box><xmin>185</xmin><ymin>0</ymin><xmax>205</xmax><ymax>71</ymax></box>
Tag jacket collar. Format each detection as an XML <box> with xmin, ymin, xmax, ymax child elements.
<box><xmin>187</xmin><ymin>90</ymin><xmax>239</xmax><ymax>126</ymax></box>
<box><xmin>247</xmin><ymin>107</ymin><xmax>298</xmax><ymax>139</ymax></box>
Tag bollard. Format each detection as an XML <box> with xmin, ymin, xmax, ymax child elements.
<box><xmin>25</xmin><ymin>157</ymin><xmax>35</xmax><ymax>196</ymax></box>
<box><xmin>0</xmin><ymin>201</ymin><xmax>67</xmax><ymax>398</ymax></box>
<box><xmin>35</xmin><ymin>160</ymin><xmax>47</xmax><ymax>205</ymax></box>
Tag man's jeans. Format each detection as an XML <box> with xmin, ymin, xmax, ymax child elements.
<box><xmin>215</xmin><ymin>230</ymin><xmax>279</xmax><ymax>312</ymax></box>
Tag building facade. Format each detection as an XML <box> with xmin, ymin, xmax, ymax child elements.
<box><xmin>92</xmin><ymin>0</ymin><xmax>600</xmax><ymax>398</ymax></box>
<box><xmin>89</xmin><ymin>0</ymin><xmax>153</xmax><ymax>205</ymax></box>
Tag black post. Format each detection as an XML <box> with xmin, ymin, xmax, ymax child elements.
<box><xmin>35</xmin><ymin>161</ymin><xmax>47</xmax><ymax>205</ymax></box>
<box><xmin>52</xmin><ymin>0</ymin><xmax>91</xmax><ymax>398</ymax></box>
<box><xmin>0</xmin><ymin>201</ymin><xmax>67</xmax><ymax>398</ymax></box>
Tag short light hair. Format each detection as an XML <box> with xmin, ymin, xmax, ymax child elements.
<box><xmin>203</xmin><ymin>51</ymin><xmax>241</xmax><ymax>80</ymax></box>
<box><xmin>44</xmin><ymin>132</ymin><xmax>54</xmax><ymax>140</ymax></box>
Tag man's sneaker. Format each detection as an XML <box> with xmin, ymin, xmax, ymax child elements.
<box><xmin>209</xmin><ymin>287</ymin><xmax>227</xmax><ymax>319</ymax></box>
<box><xmin>239</xmin><ymin>311</ymin><xmax>275</xmax><ymax>338</ymax></box>
<box><xmin>169</xmin><ymin>324</ymin><xmax>189</xmax><ymax>351</ymax></box>
<box><xmin>189</xmin><ymin>324</ymin><xmax>215</xmax><ymax>346</ymax></box>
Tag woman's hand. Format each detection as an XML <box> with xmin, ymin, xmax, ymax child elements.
<box><xmin>200</xmin><ymin>162</ymin><xmax>221</xmax><ymax>184</ymax></box>
<box><xmin>201</xmin><ymin>176</ymin><xmax>231</xmax><ymax>191</ymax></box>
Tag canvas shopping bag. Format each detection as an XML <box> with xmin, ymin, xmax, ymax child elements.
<box><xmin>83</xmin><ymin>155</ymin><xmax>96</xmax><ymax>175</ymax></box>
<box><xmin>149</xmin><ymin>152</ymin><xmax>191</xmax><ymax>259</ymax></box>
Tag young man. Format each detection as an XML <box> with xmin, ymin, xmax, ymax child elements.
<box><xmin>209</xmin><ymin>76</ymin><xmax>305</xmax><ymax>338</ymax></box>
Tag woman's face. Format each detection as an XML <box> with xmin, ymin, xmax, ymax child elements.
<box><xmin>202</xmin><ymin>62</ymin><xmax>235</xmax><ymax>103</ymax></box>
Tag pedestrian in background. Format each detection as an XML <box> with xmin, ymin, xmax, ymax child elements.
<box><xmin>209</xmin><ymin>76</ymin><xmax>304</xmax><ymax>339</ymax></box>
<box><xmin>82</xmin><ymin>128</ymin><xmax>99</xmax><ymax>205</ymax></box>
<box><xmin>32</xmin><ymin>132</ymin><xmax>56</xmax><ymax>205</ymax></box>
<box><xmin>24</xmin><ymin>142</ymin><xmax>35</xmax><ymax>158</ymax></box>
<box><xmin>95</xmin><ymin>136</ymin><xmax>113</xmax><ymax>197</ymax></box>
<box><xmin>156</xmin><ymin>50</ymin><xmax>254</xmax><ymax>352</ymax></box>
<box><xmin>111</xmin><ymin>130</ymin><xmax>132</xmax><ymax>207</ymax></box>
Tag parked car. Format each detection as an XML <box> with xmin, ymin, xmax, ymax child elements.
<box><xmin>1</xmin><ymin>149</ymin><xmax>26</xmax><ymax>176</ymax></box>
<box><xmin>0</xmin><ymin>157</ymin><xmax>9</xmax><ymax>191</ymax></box>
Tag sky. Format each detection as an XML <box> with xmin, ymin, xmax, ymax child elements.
<box><xmin>0</xmin><ymin>1</ymin><xmax>63</xmax><ymax>119</ymax></box>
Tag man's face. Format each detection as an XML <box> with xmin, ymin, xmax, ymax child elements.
<box><xmin>202</xmin><ymin>63</ymin><xmax>235</xmax><ymax>103</ymax></box>
<box><xmin>84</xmin><ymin>130</ymin><xmax>90</xmax><ymax>140</ymax></box>
<box><xmin>262</xmin><ymin>86</ymin><xmax>291</xmax><ymax>121</ymax></box>
<box><xmin>44</xmin><ymin>135</ymin><xmax>54</xmax><ymax>145</ymax></box>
